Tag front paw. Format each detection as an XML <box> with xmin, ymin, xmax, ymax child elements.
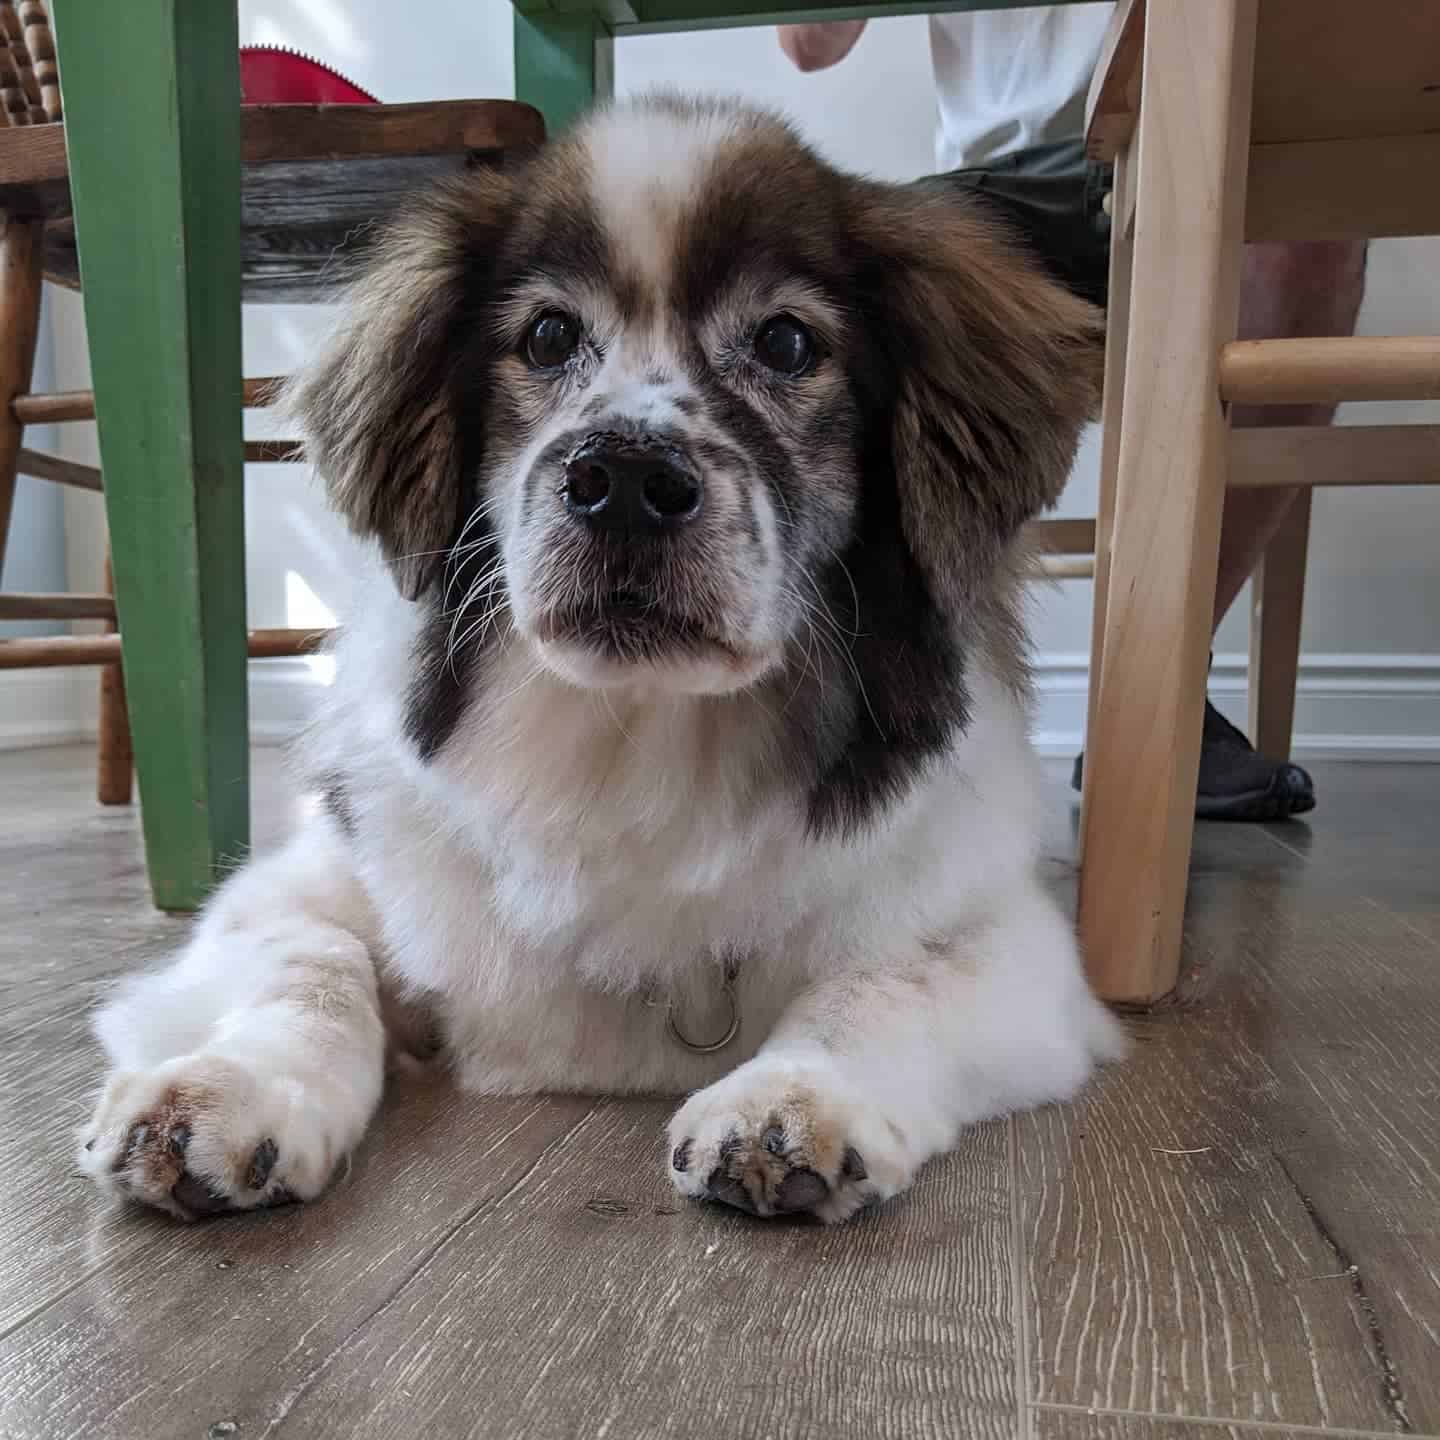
<box><xmin>667</xmin><ymin>1059</ymin><xmax>913</xmax><ymax>1224</ymax></box>
<box><xmin>78</xmin><ymin>1056</ymin><xmax>334</xmax><ymax>1221</ymax></box>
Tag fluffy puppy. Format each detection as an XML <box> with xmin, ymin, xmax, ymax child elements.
<box><xmin>78</xmin><ymin>94</ymin><xmax>1121</xmax><ymax>1224</ymax></box>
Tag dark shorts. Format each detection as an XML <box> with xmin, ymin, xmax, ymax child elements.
<box><xmin>926</xmin><ymin>138</ymin><xmax>1114</xmax><ymax>309</ymax></box>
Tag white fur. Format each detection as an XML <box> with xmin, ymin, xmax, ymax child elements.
<box><xmin>77</xmin><ymin>100</ymin><xmax>1123</xmax><ymax>1224</ymax></box>
<box><xmin>79</xmin><ymin>577</ymin><xmax>1121</xmax><ymax>1219</ymax></box>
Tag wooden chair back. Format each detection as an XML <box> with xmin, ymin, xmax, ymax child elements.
<box><xmin>0</xmin><ymin>2</ymin><xmax>59</xmax><ymax>125</ymax></box>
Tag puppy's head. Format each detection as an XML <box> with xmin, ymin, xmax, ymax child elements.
<box><xmin>296</xmin><ymin>96</ymin><xmax>1100</xmax><ymax>812</ymax></box>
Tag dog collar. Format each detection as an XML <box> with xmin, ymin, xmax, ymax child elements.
<box><xmin>645</xmin><ymin>955</ymin><xmax>741</xmax><ymax>1054</ymax></box>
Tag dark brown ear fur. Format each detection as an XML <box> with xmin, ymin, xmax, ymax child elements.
<box><xmin>288</xmin><ymin>168</ymin><xmax>519</xmax><ymax>601</ymax></box>
<box><xmin>859</xmin><ymin>185</ymin><xmax>1105</xmax><ymax>612</ymax></box>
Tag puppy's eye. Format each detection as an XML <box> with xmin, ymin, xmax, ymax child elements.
<box><xmin>524</xmin><ymin>311</ymin><xmax>580</xmax><ymax>369</ymax></box>
<box><xmin>754</xmin><ymin>315</ymin><xmax>815</xmax><ymax>376</ymax></box>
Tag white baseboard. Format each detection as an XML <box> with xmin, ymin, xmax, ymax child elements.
<box><xmin>1031</xmin><ymin>651</ymin><xmax>1440</xmax><ymax>761</ymax></box>
<box><xmin>0</xmin><ymin>658</ymin><xmax>326</xmax><ymax>753</ymax></box>
<box><xmin>0</xmin><ymin>668</ymin><xmax>92</xmax><ymax>749</ymax></box>
<box><xmin>6</xmin><ymin>650</ymin><xmax>1440</xmax><ymax>761</ymax></box>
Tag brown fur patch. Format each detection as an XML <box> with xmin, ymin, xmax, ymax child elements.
<box><xmin>294</xmin><ymin>95</ymin><xmax>1104</xmax><ymax>833</ymax></box>
<box><xmin>288</xmin><ymin>165</ymin><xmax>524</xmax><ymax>600</ymax></box>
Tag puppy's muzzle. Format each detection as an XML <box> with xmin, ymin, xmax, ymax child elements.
<box><xmin>562</xmin><ymin>432</ymin><xmax>702</xmax><ymax>538</ymax></box>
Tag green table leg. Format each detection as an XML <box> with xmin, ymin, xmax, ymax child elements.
<box><xmin>51</xmin><ymin>2</ymin><xmax>248</xmax><ymax>911</ymax></box>
<box><xmin>514</xmin><ymin>9</ymin><xmax>614</xmax><ymax>136</ymax></box>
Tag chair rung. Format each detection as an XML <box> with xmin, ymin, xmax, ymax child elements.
<box><xmin>1037</xmin><ymin>555</ymin><xmax>1095</xmax><ymax>580</ymax></box>
<box><xmin>0</xmin><ymin>627</ymin><xmax>328</xmax><ymax>669</ymax></box>
<box><xmin>0</xmin><ymin>592</ymin><xmax>114</xmax><ymax>621</ymax></box>
<box><xmin>1026</xmin><ymin>517</ymin><xmax>1097</xmax><ymax>555</ymax></box>
<box><xmin>1220</xmin><ymin>337</ymin><xmax>1440</xmax><ymax>406</ymax></box>
<box><xmin>1230</xmin><ymin>423</ymin><xmax>1440</xmax><ymax>488</ymax></box>
<box><xmin>245</xmin><ymin>439</ymin><xmax>305</xmax><ymax>463</ymax></box>
<box><xmin>9</xmin><ymin>443</ymin><xmax>302</xmax><ymax>493</ymax></box>
<box><xmin>11</xmin><ymin>388</ymin><xmax>95</xmax><ymax>424</ymax></box>
<box><xmin>12</xmin><ymin>375</ymin><xmax>288</xmax><ymax>425</ymax></box>
<box><xmin>17</xmin><ymin>448</ymin><xmax>102</xmax><ymax>491</ymax></box>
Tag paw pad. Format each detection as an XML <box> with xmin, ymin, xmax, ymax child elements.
<box><xmin>246</xmin><ymin>1138</ymin><xmax>278</xmax><ymax>1191</ymax></box>
<box><xmin>700</xmin><ymin>1122</ymin><xmax>869</xmax><ymax>1219</ymax></box>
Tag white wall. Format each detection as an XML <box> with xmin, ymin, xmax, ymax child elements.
<box><xmin>29</xmin><ymin>0</ymin><xmax>1440</xmax><ymax>757</ymax></box>
<box><xmin>0</xmin><ymin>298</ymin><xmax>65</xmax><ymax>639</ymax></box>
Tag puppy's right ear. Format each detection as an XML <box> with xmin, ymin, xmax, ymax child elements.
<box><xmin>289</xmin><ymin>169</ymin><xmax>518</xmax><ymax>601</ymax></box>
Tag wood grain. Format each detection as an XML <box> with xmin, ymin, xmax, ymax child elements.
<box><xmin>9</xmin><ymin>384</ymin><xmax>91</xmax><ymax>422</ymax></box>
<box><xmin>0</xmin><ymin>103</ymin><xmax>543</xmax><ymax>222</ymax></box>
<box><xmin>0</xmin><ymin>627</ymin><xmax>325</xmax><ymax>668</ymax></box>
<box><xmin>1084</xmin><ymin>0</ymin><xmax>1143</xmax><ymax>161</ymax></box>
<box><xmin>0</xmin><ymin>590</ymin><xmax>114</xmax><ymax>620</ymax></box>
<box><xmin>1026</xmin><ymin>825</ymin><xmax>1440</xmax><ymax>1433</ymax></box>
<box><xmin>0</xmin><ymin>1100</ymin><xmax>1022</xmax><ymax>1440</ymax></box>
<box><xmin>1028</xmin><ymin>518</ymin><xmax>1097</xmax><ymax>556</ymax></box>
<box><xmin>0</xmin><ymin>119</ymin><xmax>66</xmax><ymax>214</ymax></box>
<box><xmin>12</xmin><ymin>376</ymin><xmax>286</xmax><ymax>427</ymax></box>
<box><xmin>244</xmin><ymin>440</ymin><xmax>304</xmax><ymax>464</ymax></box>
<box><xmin>1247</xmin><ymin>489</ymin><xmax>1310</xmax><ymax>762</ymax></box>
<box><xmin>1229</xmin><ymin>424</ymin><xmax>1440</xmax><ymax>490</ymax></box>
<box><xmin>1080</xmin><ymin>137</ymin><xmax>1133</xmax><ymax>866</ymax></box>
<box><xmin>1220</xmin><ymin>338</ymin><xmax>1440</xmax><ymax>408</ymax></box>
<box><xmin>14</xmin><ymin>446</ymin><xmax>101</xmax><ymax>491</ymax></box>
<box><xmin>1089</xmin><ymin>0</ymin><xmax>1440</xmax><ymax>160</ymax></box>
<box><xmin>1038</xmin><ymin>556</ymin><xmax>1095</xmax><ymax>581</ymax></box>
<box><xmin>7</xmin><ymin>750</ymin><xmax>1440</xmax><ymax>1438</ymax></box>
<box><xmin>0</xmin><ymin>749</ymin><xmax>1022</xmax><ymax>1440</ymax></box>
<box><xmin>1077</xmin><ymin>0</ymin><xmax>1258</xmax><ymax>1003</ymax></box>
<box><xmin>236</xmin><ymin>99</ymin><xmax>542</xmax><ymax>167</ymax></box>
<box><xmin>5</xmin><ymin>748</ymin><xmax>1440</xmax><ymax>1435</ymax></box>
<box><xmin>1246</xmin><ymin>134</ymin><xmax>1440</xmax><ymax>245</ymax></box>
<box><xmin>0</xmin><ymin>214</ymin><xmax>41</xmax><ymax>575</ymax></box>
<box><xmin>1250</xmin><ymin>0</ymin><xmax>1440</xmax><ymax>147</ymax></box>
<box><xmin>1031</xmin><ymin>1410</ymin><xmax>1388</xmax><ymax>1440</ymax></box>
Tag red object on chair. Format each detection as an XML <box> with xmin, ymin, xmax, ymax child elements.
<box><xmin>239</xmin><ymin>46</ymin><xmax>378</xmax><ymax>105</ymax></box>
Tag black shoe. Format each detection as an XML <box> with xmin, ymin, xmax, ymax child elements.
<box><xmin>1071</xmin><ymin>699</ymin><xmax>1316</xmax><ymax>822</ymax></box>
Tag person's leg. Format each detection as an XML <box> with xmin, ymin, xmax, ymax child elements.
<box><xmin>936</xmin><ymin>153</ymin><xmax>1370</xmax><ymax>819</ymax></box>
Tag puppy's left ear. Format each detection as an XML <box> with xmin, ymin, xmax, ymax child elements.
<box><xmin>863</xmin><ymin>186</ymin><xmax>1105</xmax><ymax>609</ymax></box>
<box><xmin>288</xmin><ymin>170</ymin><xmax>518</xmax><ymax>601</ymax></box>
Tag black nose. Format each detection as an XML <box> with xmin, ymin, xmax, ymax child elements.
<box><xmin>563</xmin><ymin>440</ymin><xmax>702</xmax><ymax>535</ymax></box>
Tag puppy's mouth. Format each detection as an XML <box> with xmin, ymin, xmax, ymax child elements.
<box><xmin>537</xmin><ymin>591</ymin><xmax>738</xmax><ymax>664</ymax></box>
<box><xmin>528</xmin><ymin>588</ymin><xmax>776</xmax><ymax>695</ymax></box>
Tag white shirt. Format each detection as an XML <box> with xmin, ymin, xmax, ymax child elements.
<box><xmin>930</xmin><ymin>2</ymin><xmax>1114</xmax><ymax>172</ymax></box>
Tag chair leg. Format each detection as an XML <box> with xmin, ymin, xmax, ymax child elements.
<box><xmin>96</xmin><ymin>548</ymin><xmax>134</xmax><ymax>805</ymax></box>
<box><xmin>1247</xmin><ymin>487</ymin><xmax>1311</xmax><ymax>762</ymax></box>
<box><xmin>1078</xmin><ymin>0</ymin><xmax>1259</xmax><ymax>1005</ymax></box>
<box><xmin>0</xmin><ymin>216</ymin><xmax>43</xmax><ymax>577</ymax></box>
<box><xmin>51</xmin><ymin>3</ymin><xmax>248</xmax><ymax>910</ymax></box>
<box><xmin>513</xmin><ymin>8</ymin><xmax>613</xmax><ymax>136</ymax></box>
<box><xmin>1078</xmin><ymin>141</ymin><xmax>1135</xmax><ymax>863</ymax></box>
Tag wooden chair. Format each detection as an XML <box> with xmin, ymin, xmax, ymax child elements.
<box><xmin>0</xmin><ymin>3</ymin><xmax>542</xmax><ymax>894</ymax></box>
<box><xmin>1076</xmin><ymin>0</ymin><xmax>1440</xmax><ymax>1004</ymax></box>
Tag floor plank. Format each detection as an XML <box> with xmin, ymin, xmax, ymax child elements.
<box><xmin>235</xmin><ymin>1111</ymin><xmax>1018</xmax><ymax>1440</ymax></box>
<box><xmin>4</xmin><ymin>747</ymin><xmax>1440</xmax><ymax>1439</ymax></box>
<box><xmin>1022</xmin><ymin>809</ymin><xmax>1440</xmax><ymax>1433</ymax></box>
<box><xmin>0</xmin><ymin>748</ymin><xmax>1022</xmax><ymax>1440</ymax></box>
<box><xmin>0</xmin><ymin>749</ymin><xmax>307</xmax><ymax>1336</ymax></box>
<box><xmin>1031</xmin><ymin>1405</ymin><xmax>1411</xmax><ymax>1440</ymax></box>
<box><xmin>0</xmin><ymin>1101</ymin><xmax>1021</xmax><ymax>1440</ymax></box>
<box><xmin>0</xmin><ymin>1085</ymin><xmax>599</xmax><ymax>1440</ymax></box>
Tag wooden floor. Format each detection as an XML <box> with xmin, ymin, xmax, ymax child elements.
<box><xmin>1</xmin><ymin>746</ymin><xmax>1438</xmax><ymax>1440</ymax></box>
